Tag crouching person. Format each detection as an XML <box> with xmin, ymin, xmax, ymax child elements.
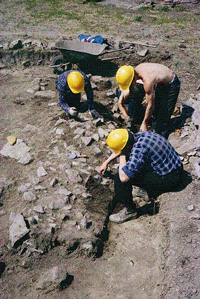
<box><xmin>100</xmin><ymin>129</ymin><xmax>183</xmax><ymax>224</ymax></box>
<box><xmin>56</xmin><ymin>70</ymin><xmax>103</xmax><ymax>119</ymax></box>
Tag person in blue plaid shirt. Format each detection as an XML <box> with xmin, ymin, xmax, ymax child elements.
<box><xmin>100</xmin><ymin>128</ymin><xmax>183</xmax><ymax>224</ymax></box>
<box><xmin>56</xmin><ymin>70</ymin><xmax>103</xmax><ymax>119</ymax></box>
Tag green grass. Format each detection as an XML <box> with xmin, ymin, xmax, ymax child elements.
<box><xmin>6</xmin><ymin>0</ymin><xmax>198</xmax><ymax>36</ymax></box>
<box><xmin>159</xmin><ymin>6</ymin><xmax>170</xmax><ymax>12</ymax></box>
<box><xmin>135</xmin><ymin>16</ymin><xmax>143</xmax><ymax>22</ymax></box>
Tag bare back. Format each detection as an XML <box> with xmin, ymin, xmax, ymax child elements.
<box><xmin>134</xmin><ymin>63</ymin><xmax>174</xmax><ymax>92</ymax></box>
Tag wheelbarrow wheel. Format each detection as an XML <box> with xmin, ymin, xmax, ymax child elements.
<box><xmin>52</xmin><ymin>55</ymin><xmax>66</xmax><ymax>74</ymax></box>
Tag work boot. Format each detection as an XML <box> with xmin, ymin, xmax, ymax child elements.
<box><xmin>109</xmin><ymin>207</ymin><xmax>137</xmax><ymax>224</ymax></box>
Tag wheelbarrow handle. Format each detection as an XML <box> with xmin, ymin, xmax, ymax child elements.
<box><xmin>101</xmin><ymin>55</ymin><xmax>126</xmax><ymax>61</ymax></box>
<box><xmin>98</xmin><ymin>46</ymin><xmax>130</xmax><ymax>57</ymax></box>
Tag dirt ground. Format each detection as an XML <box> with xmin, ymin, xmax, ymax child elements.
<box><xmin>1</xmin><ymin>1</ymin><xmax>200</xmax><ymax>299</ymax></box>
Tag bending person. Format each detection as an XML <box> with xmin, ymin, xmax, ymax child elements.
<box><xmin>116</xmin><ymin>63</ymin><xmax>181</xmax><ymax>138</ymax></box>
<box><xmin>56</xmin><ymin>70</ymin><xmax>103</xmax><ymax>119</ymax></box>
<box><xmin>100</xmin><ymin>128</ymin><xmax>183</xmax><ymax>224</ymax></box>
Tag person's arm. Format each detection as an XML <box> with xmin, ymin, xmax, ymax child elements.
<box><xmin>118</xmin><ymin>154</ymin><xmax>130</xmax><ymax>182</ymax></box>
<box><xmin>140</xmin><ymin>85</ymin><xmax>155</xmax><ymax>131</ymax></box>
<box><xmin>84</xmin><ymin>77</ymin><xmax>94</xmax><ymax>111</ymax></box>
<box><xmin>99</xmin><ymin>151</ymin><xmax>121</xmax><ymax>175</ymax></box>
<box><xmin>85</xmin><ymin>77</ymin><xmax>103</xmax><ymax>119</ymax></box>
<box><xmin>118</xmin><ymin>90</ymin><xmax>130</xmax><ymax>122</ymax></box>
<box><xmin>59</xmin><ymin>92</ymin><xmax>71</xmax><ymax>115</ymax></box>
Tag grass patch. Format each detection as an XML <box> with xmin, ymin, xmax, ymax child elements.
<box><xmin>174</xmin><ymin>6</ymin><xmax>187</xmax><ymax>12</ymax></box>
<box><xmin>158</xmin><ymin>6</ymin><xmax>170</xmax><ymax>12</ymax></box>
<box><xmin>135</xmin><ymin>16</ymin><xmax>143</xmax><ymax>22</ymax></box>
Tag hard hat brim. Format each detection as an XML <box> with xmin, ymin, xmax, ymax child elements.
<box><xmin>69</xmin><ymin>86</ymin><xmax>84</xmax><ymax>94</ymax></box>
<box><xmin>119</xmin><ymin>83</ymin><xmax>130</xmax><ymax>91</ymax></box>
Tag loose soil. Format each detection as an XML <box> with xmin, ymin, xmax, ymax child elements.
<box><xmin>0</xmin><ymin>1</ymin><xmax>200</xmax><ymax>299</ymax></box>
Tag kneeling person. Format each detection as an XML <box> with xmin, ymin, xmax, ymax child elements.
<box><xmin>56</xmin><ymin>70</ymin><xmax>103</xmax><ymax>119</ymax></box>
<box><xmin>100</xmin><ymin>129</ymin><xmax>183</xmax><ymax>224</ymax></box>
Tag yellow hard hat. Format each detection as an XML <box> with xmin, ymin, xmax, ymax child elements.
<box><xmin>116</xmin><ymin>65</ymin><xmax>134</xmax><ymax>90</ymax></box>
<box><xmin>67</xmin><ymin>71</ymin><xmax>85</xmax><ymax>94</ymax></box>
<box><xmin>106</xmin><ymin>129</ymin><xmax>129</xmax><ymax>154</ymax></box>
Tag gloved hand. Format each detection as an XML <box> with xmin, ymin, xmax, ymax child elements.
<box><xmin>69</xmin><ymin>107</ymin><xmax>78</xmax><ymax>117</ymax></box>
<box><xmin>90</xmin><ymin>109</ymin><xmax>103</xmax><ymax>119</ymax></box>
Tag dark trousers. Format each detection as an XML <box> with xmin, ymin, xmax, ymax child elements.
<box><xmin>114</xmin><ymin>166</ymin><xmax>183</xmax><ymax>209</ymax></box>
<box><xmin>125</xmin><ymin>75</ymin><xmax>180</xmax><ymax>138</ymax></box>
<box><xmin>152</xmin><ymin>74</ymin><xmax>181</xmax><ymax>139</ymax></box>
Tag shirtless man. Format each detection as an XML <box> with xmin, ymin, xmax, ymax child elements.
<box><xmin>116</xmin><ymin>63</ymin><xmax>181</xmax><ymax>138</ymax></box>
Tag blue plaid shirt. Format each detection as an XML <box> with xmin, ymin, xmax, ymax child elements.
<box><xmin>56</xmin><ymin>70</ymin><xmax>94</xmax><ymax>114</ymax></box>
<box><xmin>122</xmin><ymin>131</ymin><xmax>182</xmax><ymax>178</ymax></box>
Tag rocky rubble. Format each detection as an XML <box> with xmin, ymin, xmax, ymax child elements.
<box><xmin>0</xmin><ymin>71</ymin><xmax>117</xmax><ymax>294</ymax></box>
<box><xmin>1</xmin><ymin>66</ymin><xmax>200</xmax><ymax>295</ymax></box>
<box><xmin>169</xmin><ymin>92</ymin><xmax>200</xmax><ymax>178</ymax></box>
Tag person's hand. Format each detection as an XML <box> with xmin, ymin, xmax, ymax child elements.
<box><xmin>140</xmin><ymin>122</ymin><xmax>148</xmax><ymax>132</ymax></box>
<box><xmin>99</xmin><ymin>161</ymin><xmax>108</xmax><ymax>175</ymax></box>
<box><xmin>90</xmin><ymin>109</ymin><xmax>103</xmax><ymax>120</ymax></box>
<box><xmin>141</xmin><ymin>99</ymin><xmax>148</xmax><ymax>108</ymax></box>
<box><xmin>124</xmin><ymin>115</ymin><xmax>130</xmax><ymax>124</ymax></box>
<box><xmin>69</xmin><ymin>107</ymin><xmax>78</xmax><ymax>117</ymax></box>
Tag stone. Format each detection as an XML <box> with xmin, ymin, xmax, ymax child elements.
<box><xmin>74</xmin><ymin>128</ymin><xmax>85</xmax><ymax>135</ymax></box>
<box><xmin>37</xmin><ymin>166</ymin><xmax>47</xmax><ymax>177</ymax></box>
<box><xmin>47</xmin><ymin>42</ymin><xmax>56</xmax><ymax>50</ymax></box>
<box><xmin>22</xmin><ymin>60</ymin><xmax>31</xmax><ymax>67</ymax></box>
<box><xmin>23</xmin><ymin>191</ymin><xmax>37</xmax><ymax>202</ymax></box>
<box><xmin>68</xmin><ymin>152</ymin><xmax>77</xmax><ymax>159</ymax></box>
<box><xmin>106</xmin><ymin>90</ymin><xmax>115</xmax><ymax>98</ymax></box>
<box><xmin>80</xmin><ymin>241</ymin><xmax>93</xmax><ymax>252</ymax></box>
<box><xmin>194</xmin><ymin>162</ymin><xmax>200</xmax><ymax>179</ymax></box>
<box><xmin>55</xmin><ymin>128</ymin><xmax>64</xmax><ymax>135</ymax></box>
<box><xmin>9</xmin><ymin>214</ymin><xmax>29</xmax><ymax>247</ymax></box>
<box><xmin>93</xmin><ymin>146</ymin><xmax>101</xmax><ymax>155</ymax></box>
<box><xmin>62</xmin><ymin>205</ymin><xmax>72</xmax><ymax>211</ymax></box>
<box><xmin>27</xmin><ymin>216</ymin><xmax>38</xmax><ymax>225</ymax></box>
<box><xmin>50</xmin><ymin>177</ymin><xmax>58</xmax><ymax>187</ymax></box>
<box><xmin>49</xmin><ymin>199</ymin><xmax>66</xmax><ymax>210</ymax></box>
<box><xmin>94</xmin><ymin>118</ymin><xmax>104</xmax><ymax>127</ymax></box>
<box><xmin>92</xmin><ymin>134</ymin><xmax>99</xmax><ymax>141</ymax></box>
<box><xmin>22</xmin><ymin>39</ymin><xmax>32</xmax><ymax>47</ymax></box>
<box><xmin>17</xmin><ymin>183</ymin><xmax>32</xmax><ymax>193</ymax></box>
<box><xmin>35</xmin><ymin>266</ymin><xmax>73</xmax><ymax>291</ymax></box>
<box><xmin>57</xmin><ymin>188</ymin><xmax>72</xmax><ymax>197</ymax></box>
<box><xmin>31</xmin><ymin>39</ymin><xmax>46</xmax><ymax>48</ymax></box>
<box><xmin>22</xmin><ymin>124</ymin><xmax>38</xmax><ymax>132</ymax></box>
<box><xmin>54</xmin><ymin>119</ymin><xmax>67</xmax><ymax>126</ymax></box>
<box><xmin>33</xmin><ymin>205</ymin><xmax>45</xmax><ymax>214</ymax></box>
<box><xmin>112</xmin><ymin>101</ymin><xmax>119</xmax><ymax>113</ymax></box>
<box><xmin>98</xmin><ymin>128</ymin><xmax>109</xmax><ymax>138</ymax></box>
<box><xmin>9</xmin><ymin>39</ymin><xmax>23</xmax><ymax>49</ymax></box>
<box><xmin>7</xmin><ymin>135</ymin><xmax>17</xmax><ymax>145</ymax></box>
<box><xmin>65</xmin><ymin>169</ymin><xmax>82</xmax><ymax>183</ymax></box>
<box><xmin>137</xmin><ymin>49</ymin><xmax>149</xmax><ymax>57</ymax></box>
<box><xmin>26</xmin><ymin>88</ymin><xmax>36</xmax><ymax>94</ymax></box>
<box><xmin>0</xmin><ymin>139</ymin><xmax>33</xmax><ymax>165</ymax></box>
<box><xmin>34</xmin><ymin>90</ymin><xmax>56</xmax><ymax>99</ymax></box>
<box><xmin>187</xmin><ymin>204</ymin><xmax>194</xmax><ymax>211</ymax></box>
<box><xmin>34</xmin><ymin>185</ymin><xmax>46</xmax><ymax>191</ymax></box>
<box><xmin>81</xmin><ymin>136</ymin><xmax>93</xmax><ymax>146</ymax></box>
<box><xmin>191</xmin><ymin>214</ymin><xmax>200</xmax><ymax>220</ymax></box>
